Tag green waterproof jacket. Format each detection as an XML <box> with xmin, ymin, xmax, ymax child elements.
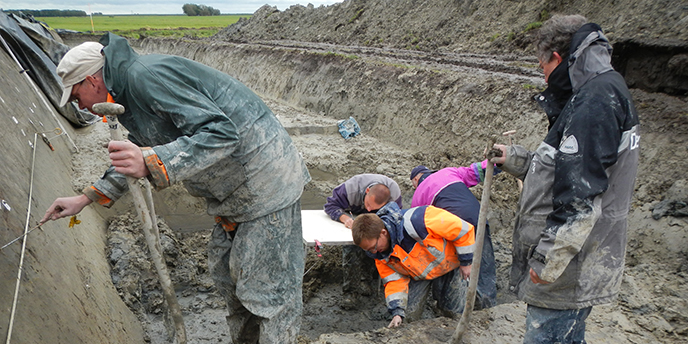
<box><xmin>91</xmin><ymin>33</ymin><xmax>310</xmax><ymax>222</ymax></box>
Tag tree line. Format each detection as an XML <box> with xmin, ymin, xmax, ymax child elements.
<box><xmin>182</xmin><ymin>4</ymin><xmax>221</xmax><ymax>16</ymax></box>
<box><xmin>2</xmin><ymin>9</ymin><xmax>103</xmax><ymax>17</ymax></box>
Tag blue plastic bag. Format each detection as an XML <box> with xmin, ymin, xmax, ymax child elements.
<box><xmin>337</xmin><ymin>116</ymin><xmax>361</xmax><ymax>140</ymax></box>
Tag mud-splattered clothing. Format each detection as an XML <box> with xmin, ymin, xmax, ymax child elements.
<box><xmin>324</xmin><ymin>174</ymin><xmax>402</xmax><ymax>221</ymax></box>
<box><xmin>411</xmin><ymin>161</ymin><xmax>499</xmax><ymax>309</ymax></box>
<box><xmin>87</xmin><ymin>33</ymin><xmax>311</xmax><ymax>224</ymax></box>
<box><xmin>368</xmin><ymin>203</ymin><xmax>475</xmax><ymax>319</ymax></box>
<box><xmin>500</xmin><ymin>23</ymin><xmax>640</xmax><ymax>310</ymax></box>
<box><xmin>87</xmin><ymin>33</ymin><xmax>310</xmax><ymax>344</ymax></box>
<box><xmin>207</xmin><ymin>202</ymin><xmax>304</xmax><ymax>344</ymax></box>
<box><xmin>524</xmin><ymin>304</ymin><xmax>592</xmax><ymax>344</ymax></box>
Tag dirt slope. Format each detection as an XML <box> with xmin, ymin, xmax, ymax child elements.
<box><xmin>217</xmin><ymin>0</ymin><xmax>688</xmax><ymax>52</ymax></box>
<box><xmin>0</xmin><ymin>36</ymin><xmax>143</xmax><ymax>344</ymax></box>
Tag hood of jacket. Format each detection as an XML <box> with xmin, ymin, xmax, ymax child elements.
<box><xmin>567</xmin><ymin>23</ymin><xmax>614</xmax><ymax>92</ymax></box>
<box><xmin>98</xmin><ymin>32</ymin><xmax>139</xmax><ymax>100</ymax></box>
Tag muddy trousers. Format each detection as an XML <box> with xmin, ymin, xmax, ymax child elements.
<box><xmin>207</xmin><ymin>202</ymin><xmax>305</xmax><ymax>344</ymax></box>
<box><xmin>405</xmin><ymin>269</ymin><xmax>469</xmax><ymax>321</ymax></box>
<box><xmin>524</xmin><ymin>304</ymin><xmax>592</xmax><ymax>344</ymax></box>
<box><xmin>476</xmin><ymin>224</ymin><xmax>497</xmax><ymax>309</ymax></box>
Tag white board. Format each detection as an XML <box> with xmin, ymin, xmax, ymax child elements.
<box><xmin>301</xmin><ymin>210</ymin><xmax>353</xmax><ymax>246</ymax></box>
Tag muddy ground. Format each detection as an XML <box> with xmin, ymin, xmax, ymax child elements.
<box><xmin>20</xmin><ymin>0</ymin><xmax>688</xmax><ymax>343</ymax></box>
<box><xmin>70</xmin><ymin>90</ymin><xmax>687</xmax><ymax>343</ymax></box>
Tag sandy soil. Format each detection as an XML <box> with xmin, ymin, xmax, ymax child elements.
<box><xmin>71</xmin><ymin>92</ymin><xmax>687</xmax><ymax>343</ymax></box>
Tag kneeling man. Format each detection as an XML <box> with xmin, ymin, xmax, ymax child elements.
<box><xmin>352</xmin><ymin>202</ymin><xmax>475</xmax><ymax>327</ymax></box>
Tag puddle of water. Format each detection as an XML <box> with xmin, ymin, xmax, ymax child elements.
<box><xmin>152</xmin><ymin>167</ymin><xmax>339</xmax><ymax>230</ymax></box>
<box><xmin>301</xmin><ymin>167</ymin><xmax>339</xmax><ymax>210</ymax></box>
<box><xmin>159</xmin><ymin>214</ymin><xmax>215</xmax><ymax>232</ymax></box>
<box><xmin>301</xmin><ymin>188</ymin><xmax>327</xmax><ymax>211</ymax></box>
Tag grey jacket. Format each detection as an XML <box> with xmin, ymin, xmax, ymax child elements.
<box><xmin>89</xmin><ymin>33</ymin><xmax>310</xmax><ymax>222</ymax></box>
<box><xmin>500</xmin><ymin>24</ymin><xmax>640</xmax><ymax>309</ymax></box>
<box><xmin>324</xmin><ymin>174</ymin><xmax>402</xmax><ymax>221</ymax></box>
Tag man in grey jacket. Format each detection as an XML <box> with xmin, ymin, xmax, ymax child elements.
<box><xmin>493</xmin><ymin>15</ymin><xmax>640</xmax><ymax>343</ymax></box>
<box><xmin>324</xmin><ymin>174</ymin><xmax>402</xmax><ymax>308</ymax></box>
<box><xmin>41</xmin><ymin>33</ymin><xmax>311</xmax><ymax>344</ymax></box>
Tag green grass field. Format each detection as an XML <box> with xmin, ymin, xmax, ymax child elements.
<box><xmin>37</xmin><ymin>15</ymin><xmax>251</xmax><ymax>39</ymax></box>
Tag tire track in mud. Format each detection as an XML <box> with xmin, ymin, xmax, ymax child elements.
<box><xmin>239</xmin><ymin>39</ymin><xmax>543</xmax><ymax>81</ymax></box>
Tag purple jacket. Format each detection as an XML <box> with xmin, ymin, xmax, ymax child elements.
<box><xmin>411</xmin><ymin>160</ymin><xmax>493</xmax><ymax>208</ymax></box>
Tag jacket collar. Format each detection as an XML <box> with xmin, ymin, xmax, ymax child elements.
<box><xmin>536</xmin><ymin>62</ymin><xmax>571</xmax><ymax>128</ymax></box>
<box><xmin>417</xmin><ymin>172</ymin><xmax>433</xmax><ymax>186</ymax></box>
<box><xmin>99</xmin><ymin>32</ymin><xmax>140</xmax><ymax>100</ymax></box>
<box><xmin>567</xmin><ymin>23</ymin><xmax>613</xmax><ymax>92</ymax></box>
<box><xmin>367</xmin><ymin>202</ymin><xmax>404</xmax><ymax>259</ymax></box>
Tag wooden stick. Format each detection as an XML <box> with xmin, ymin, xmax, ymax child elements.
<box><xmin>449</xmin><ymin>137</ymin><xmax>497</xmax><ymax>344</ymax></box>
<box><xmin>102</xmin><ymin>106</ymin><xmax>187</xmax><ymax>344</ymax></box>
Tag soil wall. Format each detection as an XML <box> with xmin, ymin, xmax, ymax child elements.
<box><xmin>0</xmin><ymin>44</ymin><xmax>144</xmax><ymax>343</ymax></box>
<box><xmin>135</xmin><ymin>38</ymin><xmax>548</xmax><ymax>166</ymax></box>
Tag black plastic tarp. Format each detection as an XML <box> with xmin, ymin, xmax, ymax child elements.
<box><xmin>0</xmin><ymin>10</ymin><xmax>97</xmax><ymax>127</ymax></box>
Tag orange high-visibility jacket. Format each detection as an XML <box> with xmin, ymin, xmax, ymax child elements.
<box><xmin>373</xmin><ymin>205</ymin><xmax>475</xmax><ymax>318</ymax></box>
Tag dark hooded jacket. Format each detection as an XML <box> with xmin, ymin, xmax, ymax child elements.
<box><xmin>500</xmin><ymin>24</ymin><xmax>640</xmax><ymax>309</ymax></box>
<box><xmin>89</xmin><ymin>33</ymin><xmax>310</xmax><ymax>222</ymax></box>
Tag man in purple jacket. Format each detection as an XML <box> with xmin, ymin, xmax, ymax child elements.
<box><xmin>410</xmin><ymin>160</ymin><xmax>499</xmax><ymax>309</ymax></box>
<box><xmin>324</xmin><ymin>174</ymin><xmax>403</xmax><ymax>308</ymax></box>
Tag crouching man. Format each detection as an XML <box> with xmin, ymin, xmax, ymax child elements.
<box><xmin>324</xmin><ymin>174</ymin><xmax>403</xmax><ymax>308</ymax></box>
<box><xmin>351</xmin><ymin>202</ymin><xmax>475</xmax><ymax>328</ymax></box>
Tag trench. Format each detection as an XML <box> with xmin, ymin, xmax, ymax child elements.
<box><xmin>110</xmin><ymin>95</ymin><xmax>418</xmax><ymax>343</ymax></box>
<box><xmin>2</xmin><ymin>26</ymin><xmax>686</xmax><ymax>343</ymax></box>
<box><xmin>612</xmin><ymin>38</ymin><xmax>688</xmax><ymax>95</ymax></box>
<box><xmin>81</xmin><ymin>36</ymin><xmax>688</xmax><ymax>343</ymax></box>
<box><xmin>101</xmin><ymin>35</ymin><xmax>688</xmax><ymax>343</ymax></box>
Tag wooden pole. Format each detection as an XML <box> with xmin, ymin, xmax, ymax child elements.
<box><xmin>449</xmin><ymin>137</ymin><xmax>497</xmax><ymax>344</ymax></box>
<box><xmin>99</xmin><ymin>102</ymin><xmax>186</xmax><ymax>344</ymax></box>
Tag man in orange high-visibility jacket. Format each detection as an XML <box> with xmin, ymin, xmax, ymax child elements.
<box><xmin>352</xmin><ymin>202</ymin><xmax>475</xmax><ymax>328</ymax></box>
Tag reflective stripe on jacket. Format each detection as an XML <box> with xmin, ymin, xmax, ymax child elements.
<box><xmin>374</xmin><ymin>205</ymin><xmax>475</xmax><ymax>317</ymax></box>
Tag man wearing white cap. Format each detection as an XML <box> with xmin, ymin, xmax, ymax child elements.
<box><xmin>55</xmin><ymin>41</ymin><xmax>106</xmax><ymax>109</ymax></box>
<box><xmin>42</xmin><ymin>33</ymin><xmax>311</xmax><ymax>344</ymax></box>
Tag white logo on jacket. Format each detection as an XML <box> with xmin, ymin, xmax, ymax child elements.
<box><xmin>630</xmin><ymin>133</ymin><xmax>640</xmax><ymax>150</ymax></box>
<box><xmin>560</xmin><ymin>135</ymin><xmax>579</xmax><ymax>154</ymax></box>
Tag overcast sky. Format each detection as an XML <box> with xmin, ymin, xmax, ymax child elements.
<box><xmin>0</xmin><ymin>1</ymin><xmax>345</xmax><ymax>15</ymax></box>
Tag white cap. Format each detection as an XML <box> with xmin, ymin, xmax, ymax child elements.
<box><xmin>56</xmin><ymin>42</ymin><xmax>105</xmax><ymax>107</ymax></box>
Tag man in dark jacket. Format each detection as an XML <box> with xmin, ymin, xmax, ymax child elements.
<box><xmin>325</xmin><ymin>174</ymin><xmax>403</xmax><ymax>228</ymax></box>
<box><xmin>42</xmin><ymin>33</ymin><xmax>311</xmax><ymax>344</ymax></box>
<box><xmin>410</xmin><ymin>160</ymin><xmax>498</xmax><ymax>310</ymax></box>
<box><xmin>324</xmin><ymin>174</ymin><xmax>402</xmax><ymax>307</ymax></box>
<box><xmin>493</xmin><ymin>15</ymin><xmax>640</xmax><ymax>343</ymax></box>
